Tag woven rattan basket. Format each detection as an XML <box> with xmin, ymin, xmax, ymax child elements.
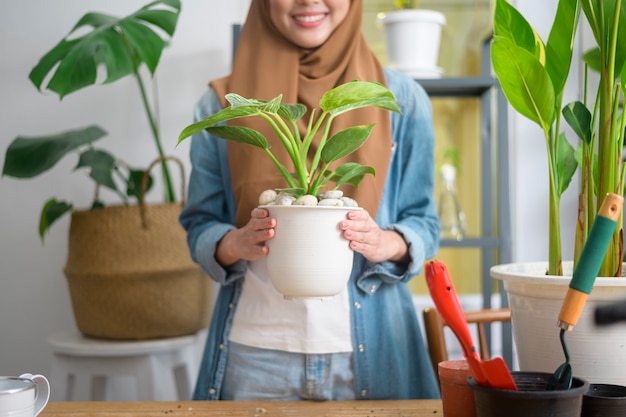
<box><xmin>63</xmin><ymin>156</ymin><xmax>211</xmax><ymax>339</ymax></box>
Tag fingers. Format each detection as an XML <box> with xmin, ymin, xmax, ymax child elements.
<box><xmin>215</xmin><ymin>210</ymin><xmax>276</xmax><ymax>265</ymax></box>
<box><xmin>340</xmin><ymin>210</ymin><xmax>405</xmax><ymax>263</ymax></box>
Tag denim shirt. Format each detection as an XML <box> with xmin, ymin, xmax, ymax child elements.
<box><xmin>180</xmin><ymin>68</ymin><xmax>440</xmax><ymax>400</ymax></box>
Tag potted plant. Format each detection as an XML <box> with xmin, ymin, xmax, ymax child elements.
<box><xmin>2</xmin><ymin>0</ymin><xmax>213</xmax><ymax>340</ymax></box>
<box><xmin>177</xmin><ymin>80</ymin><xmax>401</xmax><ymax>299</ymax></box>
<box><xmin>377</xmin><ymin>0</ymin><xmax>446</xmax><ymax>78</ymax></box>
<box><xmin>489</xmin><ymin>0</ymin><xmax>626</xmax><ymax>385</ymax></box>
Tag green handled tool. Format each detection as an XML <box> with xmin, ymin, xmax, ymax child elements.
<box><xmin>547</xmin><ymin>192</ymin><xmax>623</xmax><ymax>391</ymax></box>
<box><xmin>557</xmin><ymin>193</ymin><xmax>623</xmax><ymax>330</ymax></box>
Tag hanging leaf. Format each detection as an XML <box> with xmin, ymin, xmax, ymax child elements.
<box><xmin>2</xmin><ymin>125</ymin><xmax>107</xmax><ymax>178</ymax></box>
<box><xmin>75</xmin><ymin>149</ymin><xmax>117</xmax><ymax>191</ymax></box>
<box><xmin>39</xmin><ymin>198</ymin><xmax>73</xmax><ymax>241</ymax></box>
<box><xmin>28</xmin><ymin>0</ymin><xmax>181</xmax><ymax>99</ymax></box>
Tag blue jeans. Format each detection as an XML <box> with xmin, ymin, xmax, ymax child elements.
<box><xmin>221</xmin><ymin>342</ymin><xmax>356</xmax><ymax>400</ymax></box>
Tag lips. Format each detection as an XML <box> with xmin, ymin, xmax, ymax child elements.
<box><xmin>293</xmin><ymin>13</ymin><xmax>325</xmax><ymax>23</ymax></box>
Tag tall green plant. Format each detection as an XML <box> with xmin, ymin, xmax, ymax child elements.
<box><xmin>576</xmin><ymin>0</ymin><xmax>626</xmax><ymax>276</ymax></box>
<box><xmin>492</xmin><ymin>0</ymin><xmax>626</xmax><ymax>277</ymax></box>
<box><xmin>2</xmin><ymin>0</ymin><xmax>180</xmax><ymax>241</ymax></box>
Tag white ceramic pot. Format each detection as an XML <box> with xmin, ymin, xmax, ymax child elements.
<box><xmin>378</xmin><ymin>9</ymin><xmax>446</xmax><ymax>77</ymax></box>
<box><xmin>491</xmin><ymin>262</ymin><xmax>626</xmax><ymax>385</ymax></box>
<box><xmin>262</xmin><ymin>205</ymin><xmax>358</xmax><ymax>299</ymax></box>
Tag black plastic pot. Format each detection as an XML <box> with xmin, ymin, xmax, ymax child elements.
<box><xmin>582</xmin><ymin>383</ymin><xmax>626</xmax><ymax>417</ymax></box>
<box><xmin>468</xmin><ymin>371</ymin><xmax>589</xmax><ymax>417</ymax></box>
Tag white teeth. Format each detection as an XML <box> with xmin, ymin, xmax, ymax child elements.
<box><xmin>294</xmin><ymin>14</ymin><xmax>324</xmax><ymax>23</ymax></box>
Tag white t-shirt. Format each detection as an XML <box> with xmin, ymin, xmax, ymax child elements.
<box><xmin>228</xmin><ymin>257</ymin><xmax>353</xmax><ymax>354</ymax></box>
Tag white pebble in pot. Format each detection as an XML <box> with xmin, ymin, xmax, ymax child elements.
<box><xmin>259</xmin><ymin>189</ymin><xmax>278</xmax><ymax>205</ymax></box>
<box><xmin>340</xmin><ymin>197</ymin><xmax>359</xmax><ymax>207</ymax></box>
<box><xmin>274</xmin><ymin>194</ymin><xmax>295</xmax><ymax>206</ymax></box>
<box><xmin>294</xmin><ymin>195</ymin><xmax>318</xmax><ymax>206</ymax></box>
<box><xmin>319</xmin><ymin>190</ymin><xmax>343</xmax><ymax>200</ymax></box>
<box><xmin>318</xmin><ymin>198</ymin><xmax>344</xmax><ymax>207</ymax></box>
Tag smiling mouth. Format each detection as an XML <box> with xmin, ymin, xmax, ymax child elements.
<box><xmin>294</xmin><ymin>13</ymin><xmax>326</xmax><ymax>23</ymax></box>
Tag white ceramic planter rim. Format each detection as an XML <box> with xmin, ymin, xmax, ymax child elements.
<box><xmin>259</xmin><ymin>204</ymin><xmax>362</xmax><ymax>211</ymax></box>
<box><xmin>378</xmin><ymin>9</ymin><xmax>446</xmax><ymax>25</ymax></box>
<box><xmin>491</xmin><ymin>261</ymin><xmax>626</xmax><ymax>287</ymax></box>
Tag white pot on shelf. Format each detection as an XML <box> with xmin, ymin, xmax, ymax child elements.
<box><xmin>491</xmin><ymin>261</ymin><xmax>626</xmax><ymax>385</ymax></box>
<box><xmin>262</xmin><ymin>205</ymin><xmax>358</xmax><ymax>300</ymax></box>
<box><xmin>378</xmin><ymin>9</ymin><xmax>446</xmax><ymax>78</ymax></box>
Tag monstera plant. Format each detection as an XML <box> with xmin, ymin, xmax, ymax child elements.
<box><xmin>2</xmin><ymin>0</ymin><xmax>181</xmax><ymax>241</ymax></box>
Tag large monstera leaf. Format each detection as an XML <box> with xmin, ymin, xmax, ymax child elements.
<box><xmin>28</xmin><ymin>0</ymin><xmax>180</xmax><ymax>99</ymax></box>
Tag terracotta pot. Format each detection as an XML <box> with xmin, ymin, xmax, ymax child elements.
<box><xmin>263</xmin><ymin>205</ymin><xmax>357</xmax><ymax>300</ymax></box>
<box><xmin>438</xmin><ymin>359</ymin><xmax>476</xmax><ymax>417</ymax></box>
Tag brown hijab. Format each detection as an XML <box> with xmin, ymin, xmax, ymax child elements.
<box><xmin>211</xmin><ymin>0</ymin><xmax>392</xmax><ymax>227</ymax></box>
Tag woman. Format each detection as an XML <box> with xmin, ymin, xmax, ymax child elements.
<box><xmin>180</xmin><ymin>0</ymin><xmax>440</xmax><ymax>401</ymax></box>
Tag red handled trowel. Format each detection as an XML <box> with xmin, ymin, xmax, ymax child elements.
<box><xmin>425</xmin><ymin>260</ymin><xmax>518</xmax><ymax>390</ymax></box>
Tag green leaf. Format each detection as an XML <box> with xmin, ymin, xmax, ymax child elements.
<box><xmin>545</xmin><ymin>0</ymin><xmax>579</xmax><ymax>96</ymax></box>
<box><xmin>2</xmin><ymin>125</ymin><xmax>107</xmax><ymax>178</ymax></box>
<box><xmin>127</xmin><ymin>169</ymin><xmax>152</xmax><ymax>201</ymax></box>
<box><xmin>278</xmin><ymin>103</ymin><xmax>307</xmax><ymax>123</ymax></box>
<box><xmin>321</xmin><ymin>125</ymin><xmax>374</xmax><ymax>163</ymax></box>
<box><xmin>177</xmin><ymin>106</ymin><xmax>261</xmax><ymax>144</ymax></box>
<box><xmin>117</xmin><ymin>19</ymin><xmax>166</xmax><ymax>75</ymax></box>
<box><xmin>328</xmin><ymin>163</ymin><xmax>376</xmax><ymax>189</ymax></box>
<box><xmin>555</xmin><ymin>132</ymin><xmax>577</xmax><ymax>196</ymax></box>
<box><xmin>261</xmin><ymin>95</ymin><xmax>283</xmax><ymax>114</ymax></box>
<box><xmin>491</xmin><ymin>35</ymin><xmax>555</xmax><ymax>130</ymax></box>
<box><xmin>580</xmin><ymin>0</ymin><xmax>626</xmax><ymax>77</ymax></box>
<box><xmin>493</xmin><ymin>0</ymin><xmax>542</xmax><ymax>58</ymax></box>
<box><xmin>39</xmin><ymin>198</ymin><xmax>73</xmax><ymax>241</ymax></box>
<box><xmin>28</xmin><ymin>0</ymin><xmax>180</xmax><ymax>98</ymax></box>
<box><xmin>205</xmin><ymin>126</ymin><xmax>269</xmax><ymax>149</ymax></box>
<box><xmin>91</xmin><ymin>200</ymin><xmax>105</xmax><ymax>210</ymax></box>
<box><xmin>563</xmin><ymin>101</ymin><xmax>592</xmax><ymax>144</ymax></box>
<box><xmin>75</xmin><ymin>149</ymin><xmax>117</xmax><ymax>191</ymax></box>
<box><xmin>320</xmin><ymin>80</ymin><xmax>401</xmax><ymax>116</ymax></box>
<box><xmin>583</xmin><ymin>47</ymin><xmax>601</xmax><ymax>72</ymax></box>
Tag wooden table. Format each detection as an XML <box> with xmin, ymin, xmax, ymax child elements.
<box><xmin>40</xmin><ymin>400</ymin><xmax>442</xmax><ymax>416</ymax></box>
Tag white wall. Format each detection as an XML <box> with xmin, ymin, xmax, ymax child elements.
<box><xmin>0</xmin><ymin>0</ymin><xmax>248</xmax><ymax>392</ymax></box>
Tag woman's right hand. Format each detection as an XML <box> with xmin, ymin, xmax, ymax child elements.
<box><xmin>215</xmin><ymin>207</ymin><xmax>276</xmax><ymax>267</ymax></box>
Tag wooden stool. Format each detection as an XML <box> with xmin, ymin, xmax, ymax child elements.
<box><xmin>47</xmin><ymin>331</ymin><xmax>198</xmax><ymax>401</ymax></box>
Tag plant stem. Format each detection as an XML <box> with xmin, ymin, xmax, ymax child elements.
<box><xmin>546</xmin><ymin>127</ymin><xmax>563</xmax><ymax>276</ymax></box>
<box><xmin>134</xmin><ymin>71</ymin><xmax>175</xmax><ymax>203</ymax></box>
<box><xmin>308</xmin><ymin>113</ymin><xmax>333</xmax><ymax>179</ymax></box>
<box><xmin>597</xmin><ymin>0</ymin><xmax>621</xmax><ymax>276</ymax></box>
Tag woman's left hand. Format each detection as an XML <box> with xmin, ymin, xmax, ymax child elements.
<box><xmin>340</xmin><ymin>210</ymin><xmax>408</xmax><ymax>264</ymax></box>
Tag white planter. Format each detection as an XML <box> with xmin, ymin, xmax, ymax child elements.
<box><xmin>378</xmin><ymin>9</ymin><xmax>446</xmax><ymax>78</ymax></box>
<box><xmin>491</xmin><ymin>262</ymin><xmax>626</xmax><ymax>385</ymax></box>
<box><xmin>263</xmin><ymin>205</ymin><xmax>357</xmax><ymax>299</ymax></box>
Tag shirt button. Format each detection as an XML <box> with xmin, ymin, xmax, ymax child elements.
<box><xmin>228</xmin><ymin>303</ymin><xmax>234</xmax><ymax>309</ymax></box>
<box><xmin>209</xmin><ymin>388</ymin><xmax>216</xmax><ymax>395</ymax></box>
<box><xmin>219</xmin><ymin>343</ymin><xmax>225</xmax><ymax>350</ymax></box>
<box><xmin>360</xmin><ymin>389</ymin><xmax>368</xmax><ymax>397</ymax></box>
<box><xmin>354</xmin><ymin>302</ymin><xmax>361</xmax><ymax>309</ymax></box>
<box><xmin>369</xmin><ymin>285</ymin><xmax>376</xmax><ymax>293</ymax></box>
<box><xmin>358</xmin><ymin>344</ymin><xmax>365</xmax><ymax>352</ymax></box>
